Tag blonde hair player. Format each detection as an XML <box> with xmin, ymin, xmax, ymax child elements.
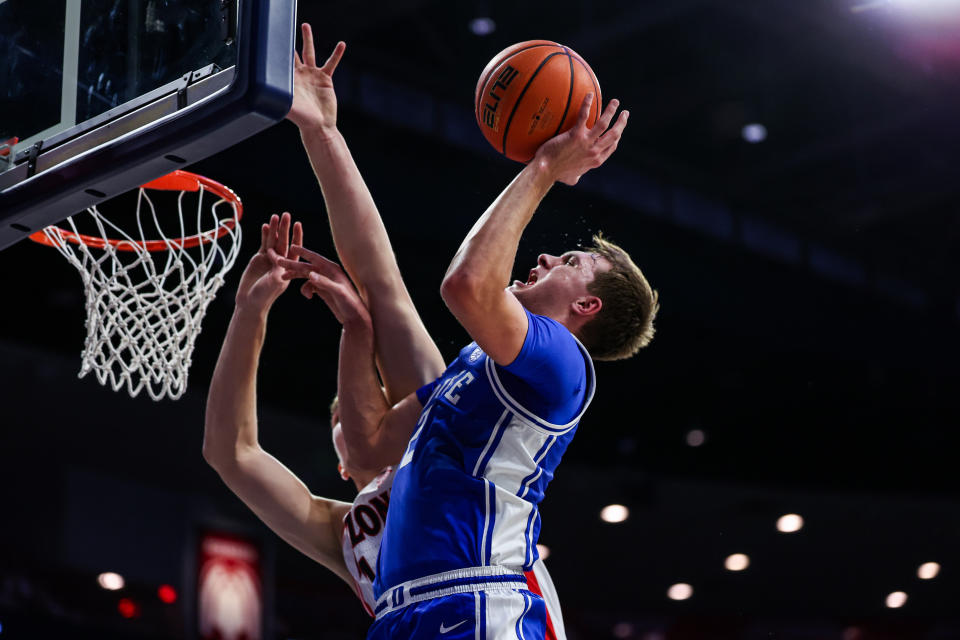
<box><xmin>279</xmin><ymin>25</ymin><xmax>658</xmax><ymax>640</ymax></box>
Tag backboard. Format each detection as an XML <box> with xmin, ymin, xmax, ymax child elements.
<box><xmin>0</xmin><ymin>0</ymin><xmax>296</xmax><ymax>251</ymax></box>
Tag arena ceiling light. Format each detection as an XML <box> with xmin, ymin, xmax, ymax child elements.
<box><xmin>776</xmin><ymin>513</ymin><xmax>804</xmax><ymax>533</ymax></box>
<box><xmin>667</xmin><ymin>583</ymin><xmax>694</xmax><ymax>600</ymax></box>
<box><xmin>742</xmin><ymin>123</ymin><xmax>768</xmax><ymax>143</ymax></box>
<box><xmin>469</xmin><ymin>17</ymin><xmax>496</xmax><ymax>36</ymax></box>
<box><xmin>886</xmin><ymin>591</ymin><xmax>908</xmax><ymax>608</ymax></box>
<box><xmin>891</xmin><ymin>0</ymin><xmax>960</xmax><ymax>10</ymax></box>
<box><xmin>725</xmin><ymin>553</ymin><xmax>750</xmax><ymax>571</ymax></box>
<box><xmin>918</xmin><ymin>562</ymin><xmax>940</xmax><ymax>579</ymax></box>
<box><xmin>97</xmin><ymin>572</ymin><xmax>125</xmax><ymax>591</ymax></box>
<box><xmin>685</xmin><ymin>429</ymin><xmax>706</xmax><ymax>447</ymax></box>
<box><xmin>600</xmin><ymin>504</ymin><xmax>630</xmax><ymax>523</ymax></box>
<box><xmin>852</xmin><ymin>0</ymin><xmax>960</xmax><ymax>18</ymax></box>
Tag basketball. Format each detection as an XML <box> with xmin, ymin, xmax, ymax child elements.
<box><xmin>474</xmin><ymin>40</ymin><xmax>601</xmax><ymax>163</ymax></box>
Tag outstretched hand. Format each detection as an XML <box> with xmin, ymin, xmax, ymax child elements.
<box><xmin>235</xmin><ymin>212</ymin><xmax>303</xmax><ymax>312</ymax></box>
<box><xmin>534</xmin><ymin>94</ymin><xmax>629</xmax><ymax>186</ymax></box>
<box><xmin>287</xmin><ymin>22</ymin><xmax>346</xmax><ymax>133</ymax></box>
<box><xmin>277</xmin><ymin>247</ymin><xmax>372</xmax><ymax>329</ymax></box>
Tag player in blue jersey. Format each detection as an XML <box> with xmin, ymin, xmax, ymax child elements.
<box><xmin>279</xmin><ymin>32</ymin><xmax>659</xmax><ymax>640</ymax></box>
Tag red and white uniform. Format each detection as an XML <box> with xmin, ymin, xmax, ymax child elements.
<box><xmin>341</xmin><ymin>466</ymin><xmax>566</xmax><ymax>639</ymax></box>
<box><xmin>342</xmin><ymin>467</ymin><xmax>395</xmax><ymax>616</ymax></box>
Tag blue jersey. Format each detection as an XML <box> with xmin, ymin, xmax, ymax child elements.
<box><xmin>373</xmin><ymin>309</ymin><xmax>595</xmax><ymax>598</ymax></box>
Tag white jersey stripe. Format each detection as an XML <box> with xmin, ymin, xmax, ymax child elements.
<box><xmin>483</xmin><ymin>340</ymin><xmax>596</xmax><ymax>434</ymax></box>
<box><xmin>474</xmin><ymin>592</ymin><xmax>482</xmax><ymax>640</ymax></box>
<box><xmin>480</xmin><ymin>479</ymin><xmax>492</xmax><ymax>564</ymax></box>
<box><xmin>473</xmin><ymin>409</ymin><xmax>511</xmax><ymax>476</ymax></box>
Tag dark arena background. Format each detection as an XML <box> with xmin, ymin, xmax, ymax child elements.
<box><xmin>2</xmin><ymin>1</ymin><xmax>960</xmax><ymax>638</ymax></box>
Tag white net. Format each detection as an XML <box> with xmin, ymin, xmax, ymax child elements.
<box><xmin>39</xmin><ymin>176</ymin><xmax>242</xmax><ymax>401</ymax></box>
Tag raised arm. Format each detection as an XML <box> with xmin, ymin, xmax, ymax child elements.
<box><xmin>440</xmin><ymin>95</ymin><xmax>628</xmax><ymax>365</ymax></box>
<box><xmin>202</xmin><ymin>213</ymin><xmax>352</xmax><ymax>585</ymax></box>
<box><xmin>287</xmin><ymin>24</ymin><xmax>444</xmax><ymax>403</ymax></box>
<box><xmin>284</xmin><ymin>247</ymin><xmax>426</xmax><ymax>471</ymax></box>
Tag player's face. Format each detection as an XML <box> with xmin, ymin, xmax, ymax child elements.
<box><xmin>508</xmin><ymin>250</ymin><xmax>611</xmax><ymax>314</ymax></box>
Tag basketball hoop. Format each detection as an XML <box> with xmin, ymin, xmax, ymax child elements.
<box><xmin>29</xmin><ymin>170</ymin><xmax>243</xmax><ymax>401</ymax></box>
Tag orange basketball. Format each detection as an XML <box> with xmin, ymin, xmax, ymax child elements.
<box><xmin>474</xmin><ymin>40</ymin><xmax>601</xmax><ymax>163</ymax></box>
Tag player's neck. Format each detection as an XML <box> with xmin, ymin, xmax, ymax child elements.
<box><xmin>351</xmin><ymin>471</ymin><xmax>378</xmax><ymax>490</ymax></box>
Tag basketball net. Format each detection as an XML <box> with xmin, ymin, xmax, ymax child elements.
<box><xmin>32</xmin><ymin>171</ymin><xmax>242</xmax><ymax>401</ymax></box>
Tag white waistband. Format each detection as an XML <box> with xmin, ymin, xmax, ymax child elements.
<box><xmin>374</xmin><ymin>566</ymin><xmax>527</xmax><ymax>620</ymax></box>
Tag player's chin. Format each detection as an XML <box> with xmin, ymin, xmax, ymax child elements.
<box><xmin>507</xmin><ymin>281</ymin><xmax>526</xmax><ymax>296</ymax></box>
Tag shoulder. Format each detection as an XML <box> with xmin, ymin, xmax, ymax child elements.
<box><xmin>503</xmin><ymin>309</ymin><xmax>589</xmax><ymax>384</ymax></box>
<box><xmin>490</xmin><ymin>311</ymin><xmax>596</xmax><ymax>428</ymax></box>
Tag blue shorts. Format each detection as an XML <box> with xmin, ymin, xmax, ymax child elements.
<box><xmin>367</xmin><ymin>589</ymin><xmax>547</xmax><ymax>640</ymax></box>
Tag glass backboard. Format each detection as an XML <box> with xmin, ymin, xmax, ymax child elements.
<box><xmin>0</xmin><ymin>0</ymin><xmax>296</xmax><ymax>250</ymax></box>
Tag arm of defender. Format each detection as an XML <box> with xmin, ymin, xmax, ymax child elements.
<box><xmin>289</xmin><ymin>24</ymin><xmax>444</xmax><ymax>402</ymax></box>
<box><xmin>202</xmin><ymin>216</ymin><xmax>354</xmax><ymax>586</ymax></box>
<box><xmin>291</xmin><ymin>253</ymin><xmax>427</xmax><ymax>470</ymax></box>
<box><xmin>204</xmin><ymin>307</ymin><xmax>355</xmax><ymax>585</ymax></box>
<box><xmin>216</xmin><ymin>447</ymin><xmax>355</xmax><ymax>585</ymax></box>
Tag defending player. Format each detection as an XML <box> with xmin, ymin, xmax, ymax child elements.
<box><xmin>282</xmin><ymin>77</ymin><xmax>658</xmax><ymax>640</ymax></box>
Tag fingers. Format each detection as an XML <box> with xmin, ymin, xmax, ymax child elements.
<box><xmin>277</xmin><ymin>256</ymin><xmax>348</xmax><ymax>285</ymax></box>
<box><xmin>276</xmin><ymin>212</ymin><xmax>292</xmax><ymax>257</ymax></box>
<box><xmin>288</xmin><ymin>245</ymin><xmax>343</xmax><ymax>271</ymax></box>
<box><xmin>263</xmin><ymin>214</ymin><xmax>279</xmax><ymax>253</ymax></box>
<box><xmin>322</xmin><ymin>41</ymin><xmax>346</xmax><ymax>76</ymax></box>
<box><xmin>292</xmin><ymin>220</ymin><xmax>303</xmax><ymax>250</ymax></box>
<box><xmin>279</xmin><ymin>259</ymin><xmax>345</xmax><ymax>282</ymax></box>
<box><xmin>278</xmin><ymin>259</ymin><xmax>318</xmax><ymax>279</ymax></box>
<box><xmin>259</xmin><ymin>221</ymin><xmax>270</xmax><ymax>254</ymax></box>
<box><xmin>597</xmin><ymin>109</ymin><xmax>628</xmax><ymax>156</ymax></box>
<box><xmin>573</xmin><ymin>93</ymin><xmax>594</xmax><ymax>131</ymax></box>
<box><xmin>590</xmin><ymin>98</ymin><xmax>620</xmax><ymax>139</ymax></box>
<box><xmin>299</xmin><ymin>280</ymin><xmax>317</xmax><ymax>299</ymax></box>
<box><xmin>294</xmin><ymin>50</ymin><xmax>302</xmax><ymax>68</ymax></box>
<box><xmin>301</xmin><ymin>23</ymin><xmax>316</xmax><ymax>67</ymax></box>
<box><xmin>299</xmin><ymin>273</ymin><xmax>340</xmax><ymax>312</ymax></box>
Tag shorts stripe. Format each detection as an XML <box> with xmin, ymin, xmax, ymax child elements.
<box><xmin>515</xmin><ymin>591</ymin><xmax>532</xmax><ymax>640</ymax></box>
<box><xmin>478</xmin><ymin>591</ymin><xmax>487</xmax><ymax>639</ymax></box>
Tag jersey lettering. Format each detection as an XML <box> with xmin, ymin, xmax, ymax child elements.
<box><xmin>399</xmin><ymin>405</ymin><xmax>432</xmax><ymax>470</ymax></box>
<box><xmin>356</xmin><ymin>555</ymin><xmax>376</xmax><ymax>582</ymax></box>
<box><xmin>371</xmin><ymin>491</ymin><xmax>390</xmax><ymax>520</ymax></box>
<box><xmin>355</xmin><ymin>504</ymin><xmax>381</xmax><ymax>538</ymax></box>
<box><xmin>345</xmin><ymin>511</ymin><xmax>365</xmax><ymax>546</ymax></box>
<box><xmin>443</xmin><ymin>371</ymin><xmax>475</xmax><ymax>405</ymax></box>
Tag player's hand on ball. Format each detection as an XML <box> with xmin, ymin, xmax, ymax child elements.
<box><xmin>276</xmin><ymin>248</ymin><xmax>372</xmax><ymax>329</ymax></box>
<box><xmin>534</xmin><ymin>94</ymin><xmax>628</xmax><ymax>186</ymax></box>
<box><xmin>287</xmin><ymin>22</ymin><xmax>345</xmax><ymax>134</ymax></box>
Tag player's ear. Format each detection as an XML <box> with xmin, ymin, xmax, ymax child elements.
<box><xmin>338</xmin><ymin>463</ymin><xmax>350</xmax><ymax>481</ymax></box>
<box><xmin>573</xmin><ymin>295</ymin><xmax>602</xmax><ymax>317</ymax></box>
